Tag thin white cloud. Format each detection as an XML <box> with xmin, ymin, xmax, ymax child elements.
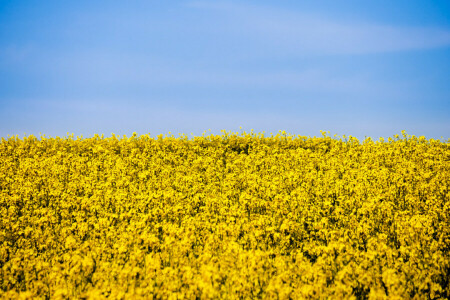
<box><xmin>188</xmin><ymin>1</ymin><xmax>450</xmax><ymax>55</ymax></box>
<box><xmin>50</xmin><ymin>51</ymin><xmax>387</xmax><ymax>98</ymax></box>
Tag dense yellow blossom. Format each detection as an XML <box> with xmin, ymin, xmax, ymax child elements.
<box><xmin>0</xmin><ymin>131</ymin><xmax>449</xmax><ymax>299</ymax></box>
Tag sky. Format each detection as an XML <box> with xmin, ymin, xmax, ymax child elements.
<box><xmin>0</xmin><ymin>0</ymin><xmax>449</xmax><ymax>140</ymax></box>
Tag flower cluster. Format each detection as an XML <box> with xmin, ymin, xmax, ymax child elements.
<box><xmin>1</xmin><ymin>131</ymin><xmax>449</xmax><ymax>299</ymax></box>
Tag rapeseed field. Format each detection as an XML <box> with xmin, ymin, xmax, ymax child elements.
<box><xmin>1</xmin><ymin>131</ymin><xmax>449</xmax><ymax>299</ymax></box>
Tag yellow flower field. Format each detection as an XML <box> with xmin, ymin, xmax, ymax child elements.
<box><xmin>1</xmin><ymin>131</ymin><xmax>449</xmax><ymax>299</ymax></box>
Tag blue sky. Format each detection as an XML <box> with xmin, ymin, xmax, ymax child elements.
<box><xmin>1</xmin><ymin>0</ymin><xmax>449</xmax><ymax>139</ymax></box>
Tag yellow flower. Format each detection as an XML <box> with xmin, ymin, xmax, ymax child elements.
<box><xmin>0</xmin><ymin>131</ymin><xmax>448</xmax><ymax>298</ymax></box>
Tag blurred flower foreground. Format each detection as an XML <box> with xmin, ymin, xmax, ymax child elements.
<box><xmin>1</xmin><ymin>131</ymin><xmax>449</xmax><ymax>299</ymax></box>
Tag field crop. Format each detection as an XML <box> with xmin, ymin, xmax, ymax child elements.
<box><xmin>1</xmin><ymin>131</ymin><xmax>449</xmax><ymax>299</ymax></box>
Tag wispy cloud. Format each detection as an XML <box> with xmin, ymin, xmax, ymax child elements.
<box><xmin>188</xmin><ymin>1</ymin><xmax>450</xmax><ymax>55</ymax></box>
<box><xmin>21</xmin><ymin>44</ymin><xmax>401</xmax><ymax>100</ymax></box>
